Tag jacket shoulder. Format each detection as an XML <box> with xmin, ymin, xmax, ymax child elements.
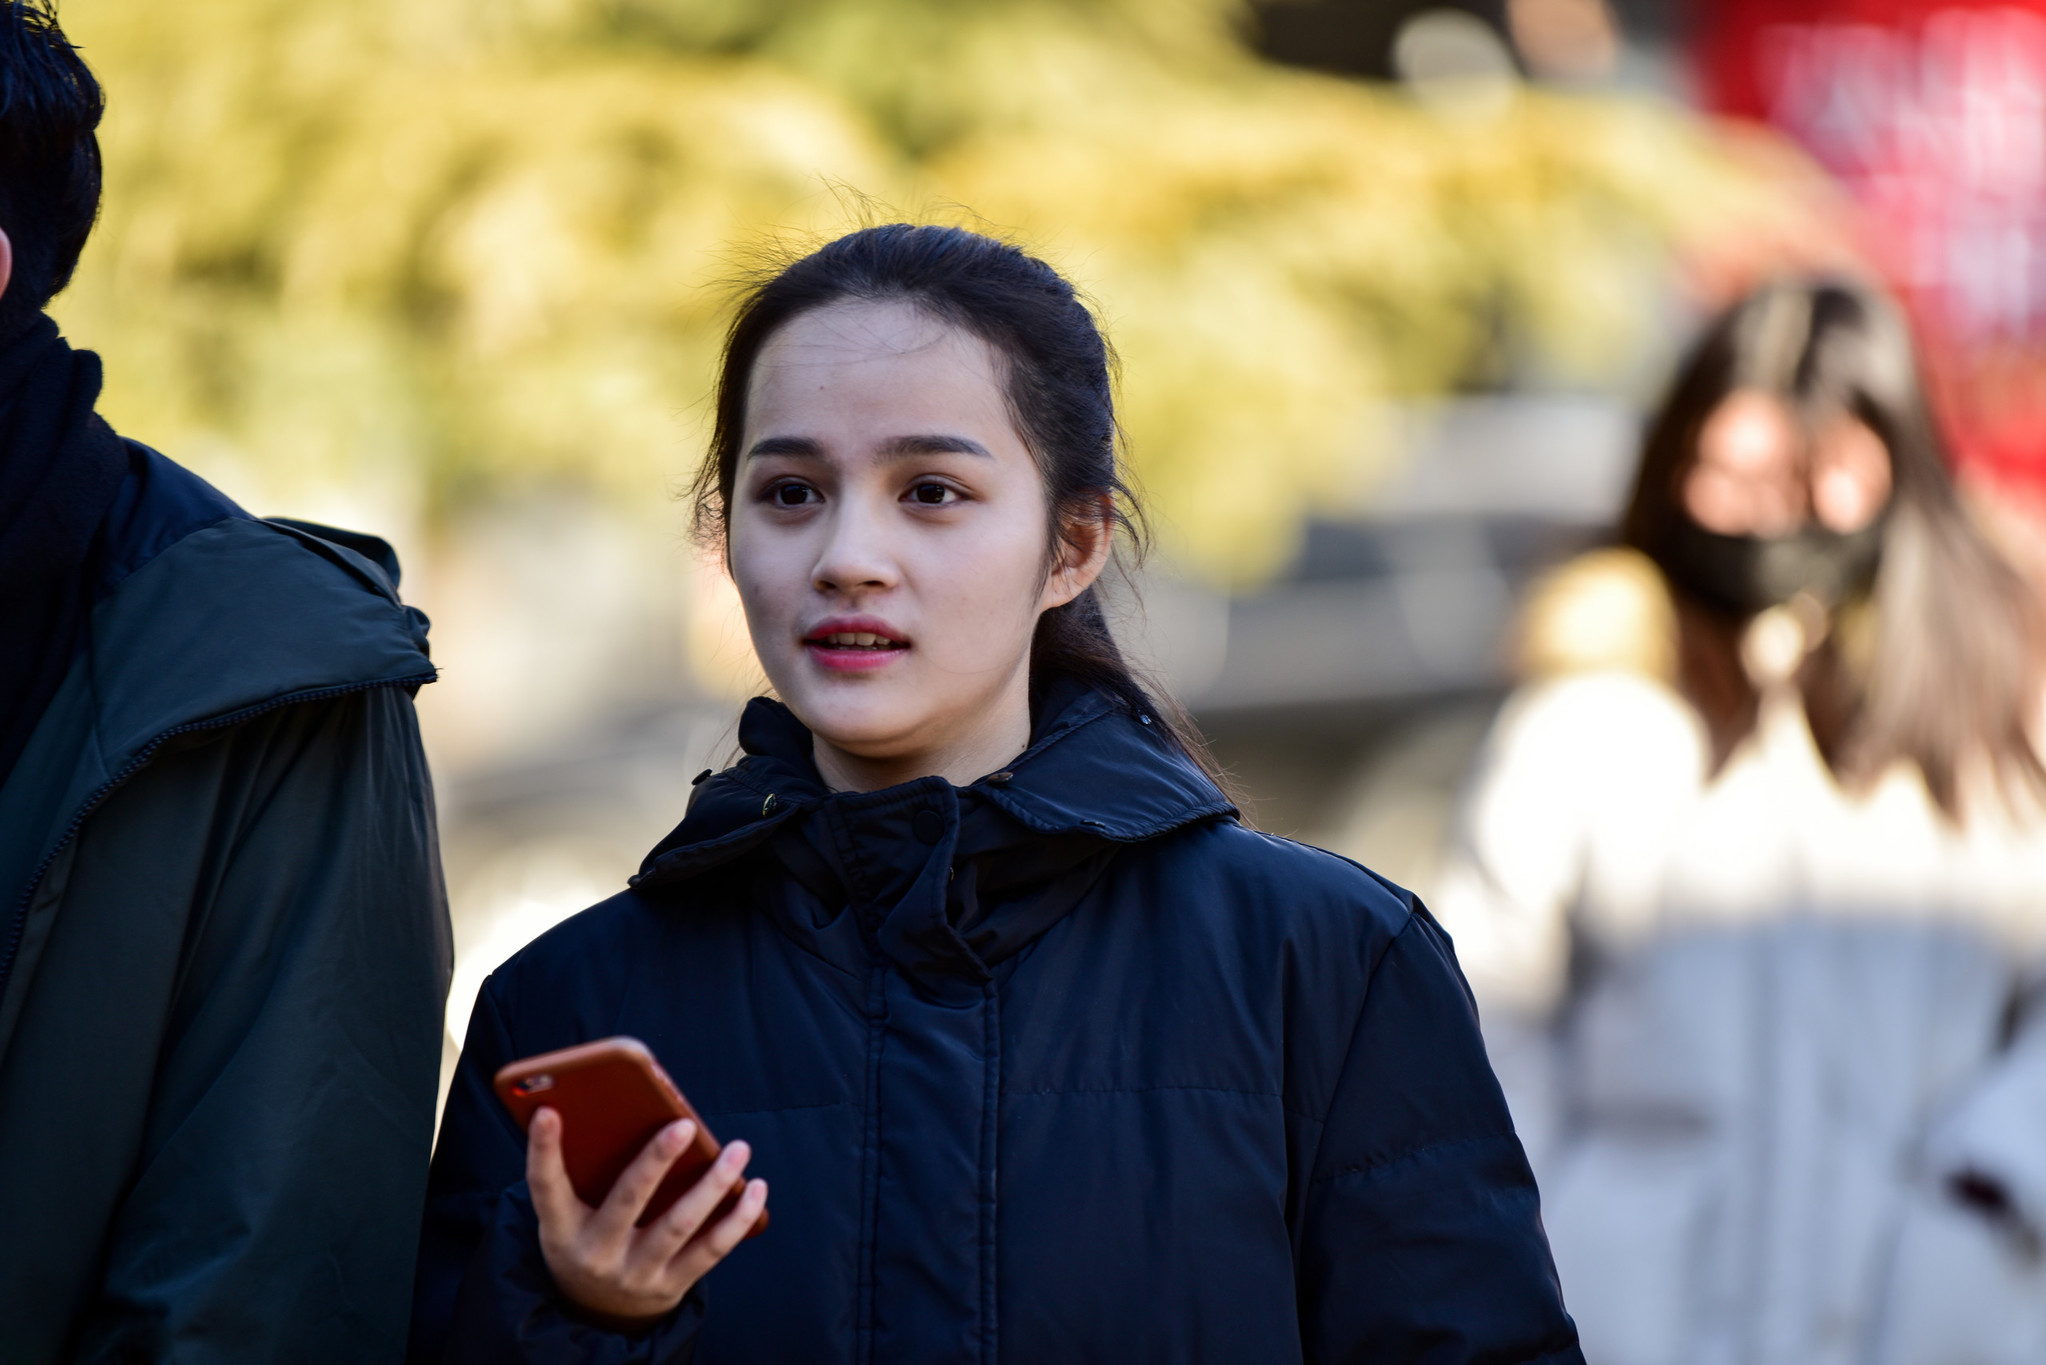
<box><xmin>103</xmin><ymin>441</ymin><xmax>421</xmax><ymax>655</ymax></box>
<box><xmin>1142</xmin><ymin>817</ymin><xmax>1419</xmax><ymax>950</ymax></box>
<box><xmin>480</xmin><ymin>890</ymin><xmax>671</xmax><ymax>1020</ymax></box>
<box><xmin>508</xmin><ymin>890</ymin><xmax>662</xmax><ymax>969</ymax></box>
<box><xmin>97</xmin><ymin>439</ymin><xmax>248</xmax><ymax>594</ymax></box>
<box><xmin>1512</xmin><ymin>545</ymin><xmax>1677</xmax><ymax>683</ymax></box>
<box><xmin>87</xmin><ymin>455</ymin><xmax>435</xmax><ymax>756</ymax></box>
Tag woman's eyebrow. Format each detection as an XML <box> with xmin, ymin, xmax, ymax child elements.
<box><xmin>880</xmin><ymin>434</ymin><xmax>992</xmax><ymax>458</ymax></box>
<box><xmin>745</xmin><ymin>435</ymin><xmax>825</xmax><ymax>459</ymax></box>
<box><xmin>745</xmin><ymin>433</ymin><xmax>992</xmax><ymax>460</ymax></box>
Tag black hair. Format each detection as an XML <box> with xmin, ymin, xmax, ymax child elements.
<box><xmin>692</xmin><ymin>222</ymin><xmax>1231</xmax><ymax>794</ymax></box>
<box><xmin>1623</xmin><ymin>278</ymin><xmax>2045</xmax><ymax>817</ymax></box>
<box><xmin>0</xmin><ymin>1</ymin><xmax>101</xmax><ymax>331</ymax></box>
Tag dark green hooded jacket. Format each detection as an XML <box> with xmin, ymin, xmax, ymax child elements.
<box><xmin>0</xmin><ymin>441</ymin><xmax>452</xmax><ymax>1363</ymax></box>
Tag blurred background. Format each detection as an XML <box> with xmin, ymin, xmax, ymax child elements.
<box><xmin>45</xmin><ymin>0</ymin><xmax>2046</xmax><ymax>1091</ymax></box>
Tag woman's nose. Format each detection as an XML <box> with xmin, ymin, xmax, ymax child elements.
<box><xmin>811</xmin><ymin>496</ymin><xmax>899</xmax><ymax>593</ymax></box>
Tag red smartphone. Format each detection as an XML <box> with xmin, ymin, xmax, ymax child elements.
<box><xmin>493</xmin><ymin>1036</ymin><xmax>767</xmax><ymax>1236</ymax></box>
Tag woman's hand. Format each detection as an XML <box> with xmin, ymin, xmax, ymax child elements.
<box><xmin>527</xmin><ymin>1108</ymin><xmax>770</xmax><ymax>1331</ymax></box>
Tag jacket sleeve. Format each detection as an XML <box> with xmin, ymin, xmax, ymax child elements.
<box><xmin>73</xmin><ymin>687</ymin><xmax>453</xmax><ymax>1363</ymax></box>
<box><xmin>410</xmin><ymin>978</ymin><xmax>704</xmax><ymax>1364</ymax></box>
<box><xmin>1873</xmin><ymin>994</ymin><xmax>2046</xmax><ymax>1364</ymax></box>
<box><xmin>1296</xmin><ymin>905</ymin><xmax>1583</xmax><ymax>1365</ymax></box>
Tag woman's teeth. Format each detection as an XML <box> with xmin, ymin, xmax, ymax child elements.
<box><xmin>817</xmin><ymin>632</ymin><xmax>898</xmax><ymax>648</ymax></box>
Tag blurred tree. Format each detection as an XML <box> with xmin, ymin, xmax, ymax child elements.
<box><xmin>55</xmin><ymin>0</ymin><xmax>1837</xmax><ymax>583</ymax></box>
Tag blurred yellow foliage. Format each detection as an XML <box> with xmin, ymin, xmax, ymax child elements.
<box><xmin>54</xmin><ymin>0</ymin><xmax>1834</xmax><ymax>584</ymax></box>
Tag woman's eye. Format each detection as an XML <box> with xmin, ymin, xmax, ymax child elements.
<box><xmin>909</xmin><ymin>482</ymin><xmax>953</xmax><ymax>506</ymax></box>
<box><xmin>770</xmin><ymin>482</ymin><xmax>817</xmax><ymax>507</ymax></box>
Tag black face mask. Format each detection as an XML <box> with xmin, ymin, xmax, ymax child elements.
<box><xmin>1658</xmin><ymin>516</ymin><xmax>1885</xmax><ymax>617</ymax></box>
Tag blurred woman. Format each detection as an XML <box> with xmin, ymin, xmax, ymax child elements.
<box><xmin>411</xmin><ymin>224</ymin><xmax>1582</xmax><ymax>1363</ymax></box>
<box><xmin>1435</xmin><ymin>278</ymin><xmax>2046</xmax><ymax>1365</ymax></box>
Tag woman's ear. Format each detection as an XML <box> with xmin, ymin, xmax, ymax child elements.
<box><xmin>1040</xmin><ymin>496</ymin><xmax>1115</xmax><ymax>611</ymax></box>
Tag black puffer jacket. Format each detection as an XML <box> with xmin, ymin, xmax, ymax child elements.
<box><xmin>416</xmin><ymin>684</ymin><xmax>1582</xmax><ymax>1364</ymax></box>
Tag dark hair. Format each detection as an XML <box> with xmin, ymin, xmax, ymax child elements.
<box><xmin>692</xmin><ymin>223</ymin><xmax>1230</xmax><ymax>793</ymax></box>
<box><xmin>1623</xmin><ymin>278</ymin><xmax>2046</xmax><ymax>817</ymax></box>
<box><xmin>0</xmin><ymin>1</ymin><xmax>101</xmax><ymax>331</ymax></box>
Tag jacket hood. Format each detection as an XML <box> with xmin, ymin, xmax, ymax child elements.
<box><xmin>629</xmin><ymin>682</ymin><xmax>1236</xmax><ymax>990</ymax></box>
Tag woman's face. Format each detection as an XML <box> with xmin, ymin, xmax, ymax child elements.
<box><xmin>1681</xmin><ymin>389</ymin><xmax>1893</xmax><ymax>537</ymax></box>
<box><xmin>727</xmin><ymin>299</ymin><xmax>1105</xmax><ymax>790</ymax></box>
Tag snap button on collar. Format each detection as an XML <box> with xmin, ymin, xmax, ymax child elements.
<box><xmin>761</xmin><ymin>793</ymin><xmax>779</xmax><ymax>816</ymax></box>
<box><xmin>911</xmin><ymin>808</ymin><xmax>945</xmax><ymax>845</ymax></box>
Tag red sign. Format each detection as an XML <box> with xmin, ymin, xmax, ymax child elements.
<box><xmin>1696</xmin><ymin>1</ymin><xmax>2046</xmax><ymax>498</ymax></box>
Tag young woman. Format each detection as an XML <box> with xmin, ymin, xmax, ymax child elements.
<box><xmin>411</xmin><ymin>225</ymin><xmax>1581</xmax><ymax>1363</ymax></box>
<box><xmin>1434</xmin><ymin>279</ymin><xmax>2046</xmax><ymax>1364</ymax></box>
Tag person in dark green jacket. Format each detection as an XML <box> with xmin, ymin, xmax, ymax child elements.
<box><xmin>0</xmin><ymin>5</ymin><xmax>452</xmax><ymax>1360</ymax></box>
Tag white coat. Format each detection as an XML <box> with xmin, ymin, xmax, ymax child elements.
<box><xmin>1434</xmin><ymin>550</ymin><xmax>2046</xmax><ymax>1365</ymax></box>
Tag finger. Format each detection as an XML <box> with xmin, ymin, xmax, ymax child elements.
<box><xmin>698</xmin><ymin>1178</ymin><xmax>770</xmax><ymax>1258</ymax></box>
<box><xmin>646</xmin><ymin>1140</ymin><xmax>751</xmax><ymax>1259</ymax></box>
<box><xmin>671</xmin><ymin>1178</ymin><xmax>769</xmax><ymax>1282</ymax></box>
<box><xmin>526</xmin><ymin>1108</ymin><xmax>586</xmax><ymax>1237</ymax></box>
<box><xmin>589</xmin><ymin>1119</ymin><xmax>695</xmax><ymax>1244</ymax></box>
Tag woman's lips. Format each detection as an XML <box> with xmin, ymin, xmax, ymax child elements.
<box><xmin>802</xmin><ymin>619</ymin><xmax>910</xmax><ymax>673</ymax></box>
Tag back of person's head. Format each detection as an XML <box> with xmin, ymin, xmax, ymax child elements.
<box><xmin>0</xmin><ymin>0</ymin><xmax>101</xmax><ymax>334</ymax></box>
<box><xmin>694</xmin><ymin>222</ymin><xmax>1229</xmax><ymax>791</ymax></box>
<box><xmin>1623</xmin><ymin>277</ymin><xmax>2045</xmax><ymax>817</ymax></box>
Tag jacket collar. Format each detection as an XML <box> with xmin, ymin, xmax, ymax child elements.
<box><xmin>631</xmin><ymin>680</ymin><xmax>1235</xmax><ymax>891</ymax></box>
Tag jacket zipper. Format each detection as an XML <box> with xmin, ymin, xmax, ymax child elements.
<box><xmin>0</xmin><ymin>672</ymin><xmax>437</xmax><ymax>1003</ymax></box>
